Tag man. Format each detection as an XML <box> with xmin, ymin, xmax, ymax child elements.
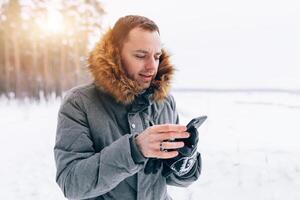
<box><xmin>54</xmin><ymin>15</ymin><xmax>201</xmax><ymax>200</ymax></box>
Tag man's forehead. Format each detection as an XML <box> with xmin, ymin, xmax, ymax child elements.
<box><xmin>123</xmin><ymin>29</ymin><xmax>161</xmax><ymax>53</ymax></box>
<box><xmin>126</xmin><ymin>28</ymin><xmax>160</xmax><ymax>42</ymax></box>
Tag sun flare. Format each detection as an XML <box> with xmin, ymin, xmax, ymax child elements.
<box><xmin>41</xmin><ymin>7</ymin><xmax>64</xmax><ymax>34</ymax></box>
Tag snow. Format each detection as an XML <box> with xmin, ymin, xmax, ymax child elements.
<box><xmin>0</xmin><ymin>98</ymin><xmax>62</xmax><ymax>199</ymax></box>
<box><xmin>169</xmin><ymin>91</ymin><xmax>300</xmax><ymax>200</ymax></box>
<box><xmin>1</xmin><ymin>91</ymin><xmax>300</xmax><ymax>199</ymax></box>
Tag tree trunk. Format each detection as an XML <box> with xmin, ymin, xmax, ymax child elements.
<box><xmin>58</xmin><ymin>41</ymin><xmax>66</xmax><ymax>96</ymax></box>
<box><xmin>74</xmin><ymin>41</ymin><xmax>80</xmax><ymax>86</ymax></box>
<box><xmin>12</xmin><ymin>31</ymin><xmax>21</xmax><ymax>98</ymax></box>
<box><xmin>32</xmin><ymin>39</ymin><xmax>39</xmax><ymax>99</ymax></box>
<box><xmin>4</xmin><ymin>33</ymin><xmax>11</xmax><ymax>97</ymax></box>
<box><xmin>42</xmin><ymin>40</ymin><xmax>49</xmax><ymax>98</ymax></box>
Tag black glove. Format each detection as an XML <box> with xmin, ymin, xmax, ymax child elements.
<box><xmin>162</xmin><ymin>126</ymin><xmax>199</xmax><ymax>177</ymax></box>
<box><xmin>144</xmin><ymin>158</ymin><xmax>162</xmax><ymax>174</ymax></box>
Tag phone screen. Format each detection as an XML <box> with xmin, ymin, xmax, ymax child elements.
<box><xmin>186</xmin><ymin>116</ymin><xmax>207</xmax><ymax>130</ymax></box>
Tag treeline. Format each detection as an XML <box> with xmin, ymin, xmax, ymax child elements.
<box><xmin>0</xmin><ymin>0</ymin><xmax>104</xmax><ymax>100</ymax></box>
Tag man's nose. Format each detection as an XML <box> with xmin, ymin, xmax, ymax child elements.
<box><xmin>145</xmin><ymin>57</ymin><xmax>158</xmax><ymax>70</ymax></box>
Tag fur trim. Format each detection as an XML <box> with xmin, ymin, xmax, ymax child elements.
<box><xmin>88</xmin><ymin>28</ymin><xmax>174</xmax><ymax>105</ymax></box>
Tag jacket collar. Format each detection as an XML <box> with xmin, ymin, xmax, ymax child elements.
<box><xmin>128</xmin><ymin>88</ymin><xmax>154</xmax><ymax>113</ymax></box>
<box><xmin>88</xmin><ymin>28</ymin><xmax>175</xmax><ymax>105</ymax></box>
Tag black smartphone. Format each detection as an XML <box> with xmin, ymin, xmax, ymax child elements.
<box><xmin>186</xmin><ymin>116</ymin><xmax>207</xmax><ymax>131</ymax></box>
<box><xmin>170</xmin><ymin>116</ymin><xmax>207</xmax><ymax>142</ymax></box>
<box><xmin>173</xmin><ymin>116</ymin><xmax>207</xmax><ymax>155</ymax></box>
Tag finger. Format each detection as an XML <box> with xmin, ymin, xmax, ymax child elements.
<box><xmin>158</xmin><ymin>131</ymin><xmax>190</xmax><ymax>141</ymax></box>
<box><xmin>155</xmin><ymin>150</ymin><xmax>179</xmax><ymax>159</ymax></box>
<box><xmin>151</xmin><ymin>124</ymin><xmax>187</xmax><ymax>133</ymax></box>
<box><xmin>160</xmin><ymin>141</ymin><xmax>184</xmax><ymax>150</ymax></box>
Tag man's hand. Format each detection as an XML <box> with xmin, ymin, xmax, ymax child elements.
<box><xmin>135</xmin><ymin>124</ymin><xmax>190</xmax><ymax>159</ymax></box>
<box><xmin>162</xmin><ymin>126</ymin><xmax>199</xmax><ymax>177</ymax></box>
<box><xmin>142</xmin><ymin>126</ymin><xmax>200</xmax><ymax>176</ymax></box>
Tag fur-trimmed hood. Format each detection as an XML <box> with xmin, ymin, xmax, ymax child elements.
<box><xmin>88</xmin><ymin>28</ymin><xmax>175</xmax><ymax>105</ymax></box>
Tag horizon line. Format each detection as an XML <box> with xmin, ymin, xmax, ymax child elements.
<box><xmin>171</xmin><ymin>88</ymin><xmax>300</xmax><ymax>95</ymax></box>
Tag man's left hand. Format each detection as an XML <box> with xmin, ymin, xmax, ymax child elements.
<box><xmin>144</xmin><ymin>126</ymin><xmax>199</xmax><ymax>176</ymax></box>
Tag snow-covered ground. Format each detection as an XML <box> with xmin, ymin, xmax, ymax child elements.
<box><xmin>1</xmin><ymin>91</ymin><xmax>300</xmax><ymax>200</ymax></box>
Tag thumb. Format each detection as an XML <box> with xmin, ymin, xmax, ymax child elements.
<box><xmin>187</xmin><ymin>126</ymin><xmax>199</xmax><ymax>146</ymax></box>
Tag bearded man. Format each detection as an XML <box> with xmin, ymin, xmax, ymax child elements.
<box><xmin>54</xmin><ymin>15</ymin><xmax>201</xmax><ymax>200</ymax></box>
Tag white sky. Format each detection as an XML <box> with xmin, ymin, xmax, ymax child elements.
<box><xmin>99</xmin><ymin>0</ymin><xmax>300</xmax><ymax>89</ymax></box>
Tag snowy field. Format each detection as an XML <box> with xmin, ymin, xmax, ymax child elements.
<box><xmin>1</xmin><ymin>91</ymin><xmax>300</xmax><ymax>200</ymax></box>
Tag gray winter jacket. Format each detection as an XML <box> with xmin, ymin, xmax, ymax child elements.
<box><xmin>54</xmin><ymin>28</ymin><xmax>201</xmax><ymax>200</ymax></box>
<box><xmin>54</xmin><ymin>84</ymin><xmax>201</xmax><ymax>200</ymax></box>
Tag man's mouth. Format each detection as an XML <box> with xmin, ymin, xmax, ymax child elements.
<box><xmin>139</xmin><ymin>74</ymin><xmax>153</xmax><ymax>81</ymax></box>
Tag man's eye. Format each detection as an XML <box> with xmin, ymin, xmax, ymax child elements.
<box><xmin>135</xmin><ymin>54</ymin><xmax>145</xmax><ymax>59</ymax></box>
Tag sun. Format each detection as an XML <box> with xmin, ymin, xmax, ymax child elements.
<box><xmin>46</xmin><ymin>9</ymin><xmax>64</xmax><ymax>33</ymax></box>
<box><xmin>46</xmin><ymin>7</ymin><xmax>64</xmax><ymax>33</ymax></box>
<box><xmin>38</xmin><ymin>6</ymin><xmax>64</xmax><ymax>34</ymax></box>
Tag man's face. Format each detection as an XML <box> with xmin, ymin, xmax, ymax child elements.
<box><xmin>120</xmin><ymin>27</ymin><xmax>162</xmax><ymax>90</ymax></box>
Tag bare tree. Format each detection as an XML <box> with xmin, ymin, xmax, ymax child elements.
<box><xmin>0</xmin><ymin>0</ymin><xmax>105</xmax><ymax>100</ymax></box>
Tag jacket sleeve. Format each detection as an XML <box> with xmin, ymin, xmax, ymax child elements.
<box><xmin>54</xmin><ymin>91</ymin><xmax>144</xmax><ymax>199</ymax></box>
<box><xmin>165</xmin><ymin>95</ymin><xmax>202</xmax><ymax>187</ymax></box>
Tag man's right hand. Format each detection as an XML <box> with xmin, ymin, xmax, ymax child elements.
<box><xmin>134</xmin><ymin>124</ymin><xmax>190</xmax><ymax>159</ymax></box>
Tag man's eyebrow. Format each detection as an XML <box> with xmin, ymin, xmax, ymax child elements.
<box><xmin>134</xmin><ymin>49</ymin><xmax>162</xmax><ymax>55</ymax></box>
